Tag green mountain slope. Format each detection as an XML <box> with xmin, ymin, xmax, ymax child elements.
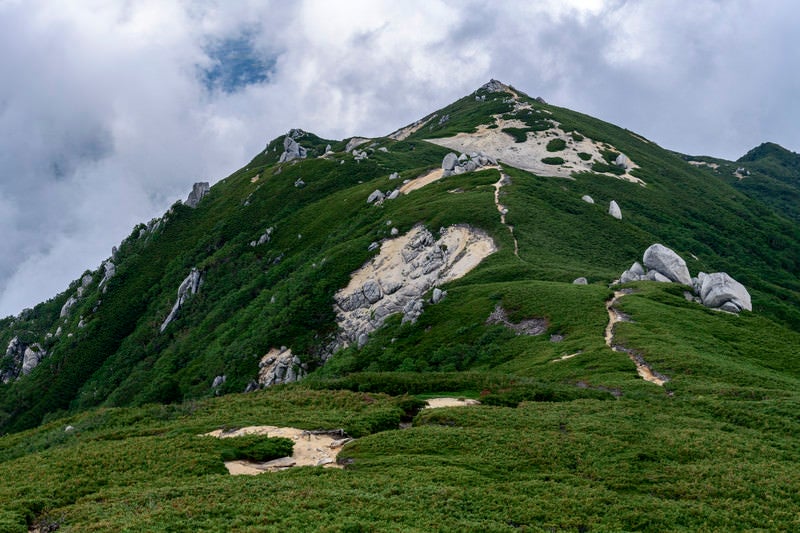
<box><xmin>0</xmin><ymin>80</ymin><xmax>799</xmax><ymax>530</ymax></box>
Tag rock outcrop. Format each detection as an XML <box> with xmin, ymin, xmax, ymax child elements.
<box><xmin>615</xmin><ymin>153</ymin><xmax>632</xmax><ymax>170</ymax></box>
<box><xmin>696</xmin><ymin>272</ymin><xmax>752</xmax><ymax>312</ymax></box>
<box><xmin>250</xmin><ymin>227</ymin><xmax>274</xmax><ymax>247</ymax></box>
<box><xmin>608</xmin><ymin>200</ymin><xmax>622</xmax><ymax>220</ymax></box>
<box><xmin>642</xmin><ymin>244</ymin><xmax>692</xmax><ymax>285</ymax></box>
<box><xmin>367</xmin><ymin>190</ymin><xmax>385</xmax><ymax>204</ymax></box>
<box><xmin>619</xmin><ymin>244</ymin><xmax>752</xmax><ymax>313</ymax></box>
<box><xmin>257</xmin><ymin>347</ymin><xmax>306</xmax><ymax>387</ymax></box>
<box><xmin>160</xmin><ymin>268</ymin><xmax>202</xmax><ymax>333</ymax></box>
<box><xmin>279</xmin><ymin>130</ymin><xmax>308</xmax><ymax>163</ymax></box>
<box><xmin>345</xmin><ymin>137</ymin><xmax>370</xmax><ymax>153</ymax></box>
<box><xmin>333</xmin><ymin>225</ymin><xmax>496</xmax><ymax>353</ymax></box>
<box><xmin>60</xmin><ymin>295</ymin><xmax>78</xmax><ymax>318</ymax></box>
<box><xmin>98</xmin><ymin>260</ymin><xmax>116</xmax><ymax>289</ymax></box>
<box><xmin>441</xmin><ymin>151</ymin><xmax>495</xmax><ymax>177</ymax></box>
<box><xmin>185</xmin><ymin>182</ymin><xmax>210</xmax><ymax>208</ymax></box>
<box><xmin>581</xmin><ymin>195</ymin><xmax>594</xmax><ymax>204</ymax></box>
<box><xmin>0</xmin><ymin>337</ymin><xmax>47</xmax><ymax>383</ymax></box>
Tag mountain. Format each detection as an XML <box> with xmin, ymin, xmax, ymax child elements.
<box><xmin>1</xmin><ymin>81</ymin><xmax>799</xmax><ymax>531</ymax></box>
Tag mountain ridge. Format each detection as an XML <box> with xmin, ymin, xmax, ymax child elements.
<box><xmin>0</xmin><ymin>80</ymin><xmax>799</xmax><ymax>531</ymax></box>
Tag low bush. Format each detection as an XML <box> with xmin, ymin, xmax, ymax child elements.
<box><xmin>217</xmin><ymin>435</ymin><xmax>294</xmax><ymax>462</ymax></box>
<box><xmin>546</xmin><ymin>138</ymin><xmax>567</xmax><ymax>152</ymax></box>
<box><xmin>501</xmin><ymin>128</ymin><xmax>529</xmax><ymax>143</ymax></box>
<box><xmin>591</xmin><ymin>162</ymin><xmax>625</xmax><ymax>175</ymax></box>
<box><xmin>541</xmin><ymin>157</ymin><xmax>565</xmax><ymax>165</ymax></box>
<box><xmin>577</xmin><ymin>152</ymin><xmax>592</xmax><ymax>161</ymax></box>
<box><xmin>479</xmin><ymin>384</ymin><xmax>614</xmax><ymax>407</ymax></box>
<box><xmin>344</xmin><ymin>406</ymin><xmax>403</xmax><ymax>438</ymax></box>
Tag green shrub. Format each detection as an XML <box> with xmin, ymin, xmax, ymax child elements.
<box><xmin>479</xmin><ymin>385</ymin><xmax>615</xmax><ymax>407</ymax></box>
<box><xmin>541</xmin><ymin>157</ymin><xmax>565</xmax><ymax>165</ymax></box>
<box><xmin>570</xmin><ymin>132</ymin><xmax>584</xmax><ymax>142</ymax></box>
<box><xmin>501</xmin><ymin>128</ymin><xmax>529</xmax><ymax>143</ymax></box>
<box><xmin>217</xmin><ymin>435</ymin><xmax>294</xmax><ymax>462</ymax></box>
<box><xmin>344</xmin><ymin>406</ymin><xmax>403</xmax><ymax>438</ymax></box>
<box><xmin>591</xmin><ymin>162</ymin><xmax>625</xmax><ymax>175</ymax></box>
<box><xmin>546</xmin><ymin>138</ymin><xmax>567</xmax><ymax>152</ymax></box>
<box><xmin>577</xmin><ymin>152</ymin><xmax>592</xmax><ymax>161</ymax></box>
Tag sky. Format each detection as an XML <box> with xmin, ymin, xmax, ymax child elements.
<box><xmin>0</xmin><ymin>0</ymin><xmax>798</xmax><ymax>316</ymax></box>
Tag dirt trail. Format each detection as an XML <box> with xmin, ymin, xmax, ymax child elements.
<box><xmin>493</xmin><ymin>173</ymin><xmax>519</xmax><ymax>256</ymax></box>
<box><xmin>204</xmin><ymin>426</ymin><xmax>350</xmax><ymax>475</ymax></box>
<box><xmin>605</xmin><ymin>291</ymin><xmax>668</xmax><ymax>386</ymax></box>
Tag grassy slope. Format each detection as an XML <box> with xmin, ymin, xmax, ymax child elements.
<box><xmin>0</xmin><ymin>84</ymin><xmax>799</xmax><ymax>530</ymax></box>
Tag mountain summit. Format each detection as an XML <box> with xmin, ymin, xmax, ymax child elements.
<box><xmin>1</xmin><ymin>81</ymin><xmax>799</xmax><ymax>530</ymax></box>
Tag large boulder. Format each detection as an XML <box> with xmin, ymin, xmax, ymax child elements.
<box><xmin>614</xmin><ymin>153</ymin><xmax>631</xmax><ymax>170</ymax></box>
<box><xmin>442</xmin><ymin>152</ymin><xmax>458</xmax><ymax>171</ymax></box>
<box><xmin>698</xmin><ymin>272</ymin><xmax>752</xmax><ymax>312</ymax></box>
<box><xmin>642</xmin><ymin>244</ymin><xmax>692</xmax><ymax>285</ymax></box>
<box><xmin>258</xmin><ymin>347</ymin><xmax>305</xmax><ymax>387</ymax></box>
<box><xmin>608</xmin><ymin>200</ymin><xmax>622</xmax><ymax>220</ymax></box>
<box><xmin>367</xmin><ymin>190</ymin><xmax>385</xmax><ymax>204</ymax></box>
<box><xmin>581</xmin><ymin>195</ymin><xmax>594</xmax><ymax>204</ymax></box>
<box><xmin>279</xmin><ymin>134</ymin><xmax>308</xmax><ymax>163</ymax></box>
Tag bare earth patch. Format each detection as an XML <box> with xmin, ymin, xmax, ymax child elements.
<box><xmin>399</xmin><ymin>168</ymin><xmax>446</xmax><ymax>194</ymax></box>
<box><xmin>204</xmin><ymin>426</ymin><xmax>351</xmax><ymax>475</ymax></box>
<box><xmin>424</xmin><ymin>397</ymin><xmax>481</xmax><ymax>409</ymax></box>
<box><xmin>486</xmin><ymin>304</ymin><xmax>548</xmax><ymax>335</ymax></box>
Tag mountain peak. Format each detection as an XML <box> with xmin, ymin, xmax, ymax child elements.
<box><xmin>479</xmin><ymin>79</ymin><xmax>513</xmax><ymax>93</ymax></box>
<box><xmin>737</xmin><ymin>141</ymin><xmax>798</xmax><ymax>163</ymax></box>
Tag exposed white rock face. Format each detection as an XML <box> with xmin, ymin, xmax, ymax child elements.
<box><xmin>185</xmin><ymin>182</ymin><xmax>210</xmax><ymax>208</ymax></box>
<box><xmin>581</xmin><ymin>195</ymin><xmax>595</xmax><ymax>204</ymax></box>
<box><xmin>279</xmin><ymin>130</ymin><xmax>309</xmax><ymax>163</ymax></box>
<box><xmin>258</xmin><ymin>347</ymin><xmax>305</xmax><ymax>387</ymax></box>
<box><xmin>608</xmin><ymin>200</ymin><xmax>622</xmax><ymax>220</ymax></box>
<box><xmin>98</xmin><ymin>261</ymin><xmax>116</xmax><ymax>288</ymax></box>
<box><xmin>60</xmin><ymin>295</ymin><xmax>78</xmax><ymax>318</ymax></box>
<box><xmin>698</xmin><ymin>272</ymin><xmax>752</xmax><ymax>312</ymax></box>
<box><xmin>615</xmin><ymin>153</ymin><xmax>632</xmax><ymax>169</ymax></box>
<box><xmin>0</xmin><ymin>337</ymin><xmax>47</xmax><ymax>382</ymax></box>
<box><xmin>345</xmin><ymin>137</ymin><xmax>370</xmax><ymax>153</ymax></box>
<box><xmin>212</xmin><ymin>375</ymin><xmax>226</xmax><ymax>388</ymax></box>
<box><xmin>333</xmin><ymin>225</ymin><xmax>496</xmax><ymax>353</ymax></box>
<box><xmin>425</xmin><ymin>102</ymin><xmax>643</xmax><ymax>183</ymax></box>
<box><xmin>21</xmin><ymin>346</ymin><xmax>45</xmax><ymax>375</ymax></box>
<box><xmin>76</xmin><ymin>273</ymin><xmax>93</xmax><ymax>298</ymax></box>
<box><xmin>643</xmin><ymin>244</ymin><xmax>692</xmax><ymax>285</ymax></box>
<box><xmin>160</xmin><ymin>268</ymin><xmax>202</xmax><ymax>333</ymax></box>
<box><xmin>573</xmin><ymin>277</ymin><xmax>588</xmax><ymax>285</ymax></box>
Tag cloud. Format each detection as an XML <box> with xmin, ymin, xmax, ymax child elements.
<box><xmin>0</xmin><ymin>0</ymin><xmax>798</xmax><ymax>316</ymax></box>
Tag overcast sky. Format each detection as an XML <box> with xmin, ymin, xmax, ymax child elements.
<box><xmin>0</xmin><ymin>0</ymin><xmax>798</xmax><ymax>316</ymax></box>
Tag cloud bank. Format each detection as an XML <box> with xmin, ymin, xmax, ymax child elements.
<box><xmin>0</xmin><ymin>0</ymin><xmax>797</xmax><ymax>315</ymax></box>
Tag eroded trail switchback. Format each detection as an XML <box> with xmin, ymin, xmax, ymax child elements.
<box><xmin>494</xmin><ymin>173</ymin><xmax>518</xmax><ymax>256</ymax></box>
<box><xmin>605</xmin><ymin>290</ymin><xmax>669</xmax><ymax>386</ymax></box>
